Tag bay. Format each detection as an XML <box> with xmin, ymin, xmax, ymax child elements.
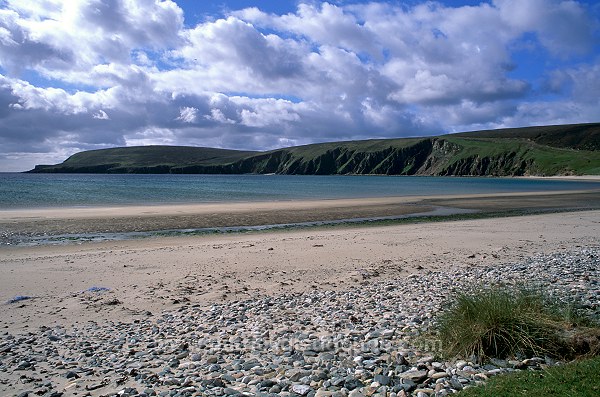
<box><xmin>1</xmin><ymin>173</ymin><xmax>599</xmax><ymax>209</ymax></box>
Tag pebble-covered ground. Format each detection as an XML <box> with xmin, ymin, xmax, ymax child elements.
<box><xmin>1</xmin><ymin>248</ymin><xmax>598</xmax><ymax>397</ymax></box>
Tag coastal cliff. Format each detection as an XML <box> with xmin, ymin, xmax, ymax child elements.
<box><xmin>29</xmin><ymin>123</ymin><xmax>600</xmax><ymax>176</ymax></box>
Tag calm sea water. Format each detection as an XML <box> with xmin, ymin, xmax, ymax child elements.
<box><xmin>1</xmin><ymin>173</ymin><xmax>599</xmax><ymax>209</ymax></box>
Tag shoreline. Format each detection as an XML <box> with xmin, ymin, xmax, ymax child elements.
<box><xmin>7</xmin><ymin>206</ymin><xmax>481</xmax><ymax>247</ymax></box>
<box><xmin>2</xmin><ymin>189</ymin><xmax>600</xmax><ymax>245</ymax></box>
<box><xmin>515</xmin><ymin>175</ymin><xmax>600</xmax><ymax>182</ymax></box>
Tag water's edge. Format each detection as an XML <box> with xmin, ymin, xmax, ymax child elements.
<box><xmin>4</xmin><ymin>206</ymin><xmax>477</xmax><ymax>247</ymax></box>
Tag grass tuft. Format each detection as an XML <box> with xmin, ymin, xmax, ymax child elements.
<box><xmin>436</xmin><ymin>285</ymin><xmax>598</xmax><ymax>361</ymax></box>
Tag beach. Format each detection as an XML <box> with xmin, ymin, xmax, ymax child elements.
<box><xmin>1</xmin><ymin>190</ymin><xmax>599</xmax><ymax>396</ymax></box>
<box><xmin>1</xmin><ymin>189</ymin><xmax>599</xmax><ymax>332</ymax></box>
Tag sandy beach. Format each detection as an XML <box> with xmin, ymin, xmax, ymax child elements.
<box><xmin>1</xmin><ymin>192</ymin><xmax>599</xmax><ymax>332</ymax></box>
<box><xmin>1</xmin><ymin>190</ymin><xmax>600</xmax><ymax>396</ymax></box>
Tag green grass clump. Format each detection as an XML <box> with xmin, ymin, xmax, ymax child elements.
<box><xmin>437</xmin><ymin>285</ymin><xmax>597</xmax><ymax>361</ymax></box>
<box><xmin>457</xmin><ymin>356</ymin><xmax>600</xmax><ymax>397</ymax></box>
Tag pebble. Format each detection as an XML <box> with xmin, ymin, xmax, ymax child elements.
<box><xmin>291</xmin><ymin>384</ymin><xmax>312</xmax><ymax>395</ymax></box>
<box><xmin>1</xmin><ymin>248</ymin><xmax>598</xmax><ymax>397</ymax></box>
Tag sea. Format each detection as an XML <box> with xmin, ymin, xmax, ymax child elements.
<box><xmin>1</xmin><ymin>173</ymin><xmax>599</xmax><ymax>209</ymax></box>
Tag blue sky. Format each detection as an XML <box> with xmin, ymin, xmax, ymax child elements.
<box><xmin>0</xmin><ymin>0</ymin><xmax>599</xmax><ymax>171</ymax></box>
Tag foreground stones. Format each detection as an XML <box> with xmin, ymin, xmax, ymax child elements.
<box><xmin>1</xmin><ymin>248</ymin><xmax>598</xmax><ymax>397</ymax></box>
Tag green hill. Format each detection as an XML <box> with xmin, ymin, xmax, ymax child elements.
<box><xmin>30</xmin><ymin>146</ymin><xmax>258</xmax><ymax>174</ymax></box>
<box><xmin>452</xmin><ymin>123</ymin><xmax>600</xmax><ymax>151</ymax></box>
<box><xmin>28</xmin><ymin>123</ymin><xmax>600</xmax><ymax>176</ymax></box>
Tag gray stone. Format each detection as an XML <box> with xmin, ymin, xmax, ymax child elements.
<box><xmin>208</xmin><ymin>364</ymin><xmax>222</xmax><ymax>372</ymax></box>
<box><xmin>292</xmin><ymin>384</ymin><xmax>312</xmax><ymax>396</ymax></box>
<box><xmin>190</xmin><ymin>353</ymin><xmax>202</xmax><ymax>361</ymax></box>
<box><xmin>455</xmin><ymin>360</ymin><xmax>467</xmax><ymax>370</ymax></box>
<box><xmin>415</xmin><ymin>388</ymin><xmax>435</xmax><ymax>396</ymax></box>
<box><xmin>344</xmin><ymin>377</ymin><xmax>364</xmax><ymax>390</ymax></box>
<box><xmin>330</xmin><ymin>377</ymin><xmax>345</xmax><ymax>386</ymax></box>
<box><xmin>221</xmin><ymin>374</ymin><xmax>236</xmax><ymax>382</ymax></box>
<box><xmin>315</xmin><ymin>390</ymin><xmax>334</xmax><ymax>397</ymax></box>
<box><xmin>260</xmin><ymin>379</ymin><xmax>278</xmax><ymax>389</ymax></box>
<box><xmin>373</xmin><ymin>375</ymin><xmax>390</xmax><ymax>386</ymax></box>
<box><xmin>206</xmin><ymin>355</ymin><xmax>219</xmax><ymax>364</ymax></box>
<box><xmin>64</xmin><ymin>370</ymin><xmax>78</xmax><ymax>379</ymax></box>
<box><xmin>449</xmin><ymin>379</ymin><xmax>464</xmax><ymax>391</ymax></box>
<box><xmin>400</xmin><ymin>370</ymin><xmax>427</xmax><ymax>383</ymax></box>
<box><xmin>42</xmin><ymin>392</ymin><xmax>63</xmax><ymax>397</ymax></box>
<box><xmin>399</xmin><ymin>379</ymin><xmax>416</xmax><ymax>392</ymax></box>
<box><xmin>348</xmin><ymin>390</ymin><xmax>365</xmax><ymax>397</ymax></box>
<box><xmin>286</xmin><ymin>369</ymin><xmax>311</xmax><ymax>382</ymax></box>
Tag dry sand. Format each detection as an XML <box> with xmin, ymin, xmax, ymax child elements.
<box><xmin>1</xmin><ymin>190</ymin><xmax>599</xmax><ymax>333</ymax></box>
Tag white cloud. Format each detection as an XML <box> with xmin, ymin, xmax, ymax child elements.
<box><xmin>207</xmin><ymin>108</ymin><xmax>236</xmax><ymax>124</ymax></box>
<box><xmin>124</xmin><ymin>127</ymin><xmax>177</xmax><ymax>146</ymax></box>
<box><xmin>234</xmin><ymin>97</ymin><xmax>301</xmax><ymax>128</ymax></box>
<box><xmin>495</xmin><ymin>0</ymin><xmax>595</xmax><ymax>56</ymax></box>
<box><xmin>93</xmin><ymin>109</ymin><xmax>110</xmax><ymax>120</ymax></box>
<box><xmin>0</xmin><ymin>0</ymin><xmax>184</xmax><ymax>77</ymax></box>
<box><xmin>176</xmin><ymin>106</ymin><xmax>198</xmax><ymax>123</ymax></box>
<box><xmin>236</xmin><ymin>3</ymin><xmax>379</xmax><ymax>58</ymax></box>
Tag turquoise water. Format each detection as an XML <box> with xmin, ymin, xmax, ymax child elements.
<box><xmin>1</xmin><ymin>173</ymin><xmax>599</xmax><ymax>209</ymax></box>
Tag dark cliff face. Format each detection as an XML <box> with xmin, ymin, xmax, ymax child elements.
<box><xmin>214</xmin><ymin>139</ymin><xmax>438</xmax><ymax>175</ymax></box>
<box><xmin>438</xmin><ymin>154</ymin><xmax>534</xmax><ymax>176</ymax></box>
<box><xmin>168</xmin><ymin>140</ymin><xmax>441</xmax><ymax>175</ymax></box>
<box><xmin>187</xmin><ymin>138</ymin><xmax>576</xmax><ymax>177</ymax></box>
<box><xmin>205</xmin><ymin>138</ymin><xmax>538</xmax><ymax>176</ymax></box>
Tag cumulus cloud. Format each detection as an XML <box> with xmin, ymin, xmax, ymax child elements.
<box><xmin>495</xmin><ymin>0</ymin><xmax>595</xmax><ymax>56</ymax></box>
<box><xmin>0</xmin><ymin>0</ymin><xmax>183</xmax><ymax>74</ymax></box>
<box><xmin>0</xmin><ymin>0</ymin><xmax>598</xmax><ymax>171</ymax></box>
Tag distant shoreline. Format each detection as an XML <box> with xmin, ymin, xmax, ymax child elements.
<box><xmin>515</xmin><ymin>175</ymin><xmax>600</xmax><ymax>182</ymax></box>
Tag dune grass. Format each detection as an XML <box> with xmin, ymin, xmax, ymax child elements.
<box><xmin>436</xmin><ymin>285</ymin><xmax>599</xmax><ymax>361</ymax></box>
<box><xmin>457</xmin><ymin>356</ymin><xmax>600</xmax><ymax>397</ymax></box>
<box><xmin>436</xmin><ymin>285</ymin><xmax>600</xmax><ymax>396</ymax></box>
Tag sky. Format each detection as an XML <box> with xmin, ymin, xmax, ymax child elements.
<box><xmin>0</xmin><ymin>0</ymin><xmax>599</xmax><ymax>171</ymax></box>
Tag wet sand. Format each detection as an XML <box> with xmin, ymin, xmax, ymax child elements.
<box><xmin>1</xmin><ymin>190</ymin><xmax>599</xmax><ymax>240</ymax></box>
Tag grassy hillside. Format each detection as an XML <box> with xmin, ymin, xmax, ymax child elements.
<box><xmin>452</xmin><ymin>123</ymin><xmax>600</xmax><ymax>151</ymax></box>
<box><xmin>443</xmin><ymin>136</ymin><xmax>600</xmax><ymax>175</ymax></box>
<box><xmin>64</xmin><ymin>145</ymin><xmax>258</xmax><ymax>166</ymax></box>
<box><xmin>28</xmin><ymin>123</ymin><xmax>600</xmax><ymax>176</ymax></box>
<box><xmin>31</xmin><ymin>146</ymin><xmax>258</xmax><ymax>174</ymax></box>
